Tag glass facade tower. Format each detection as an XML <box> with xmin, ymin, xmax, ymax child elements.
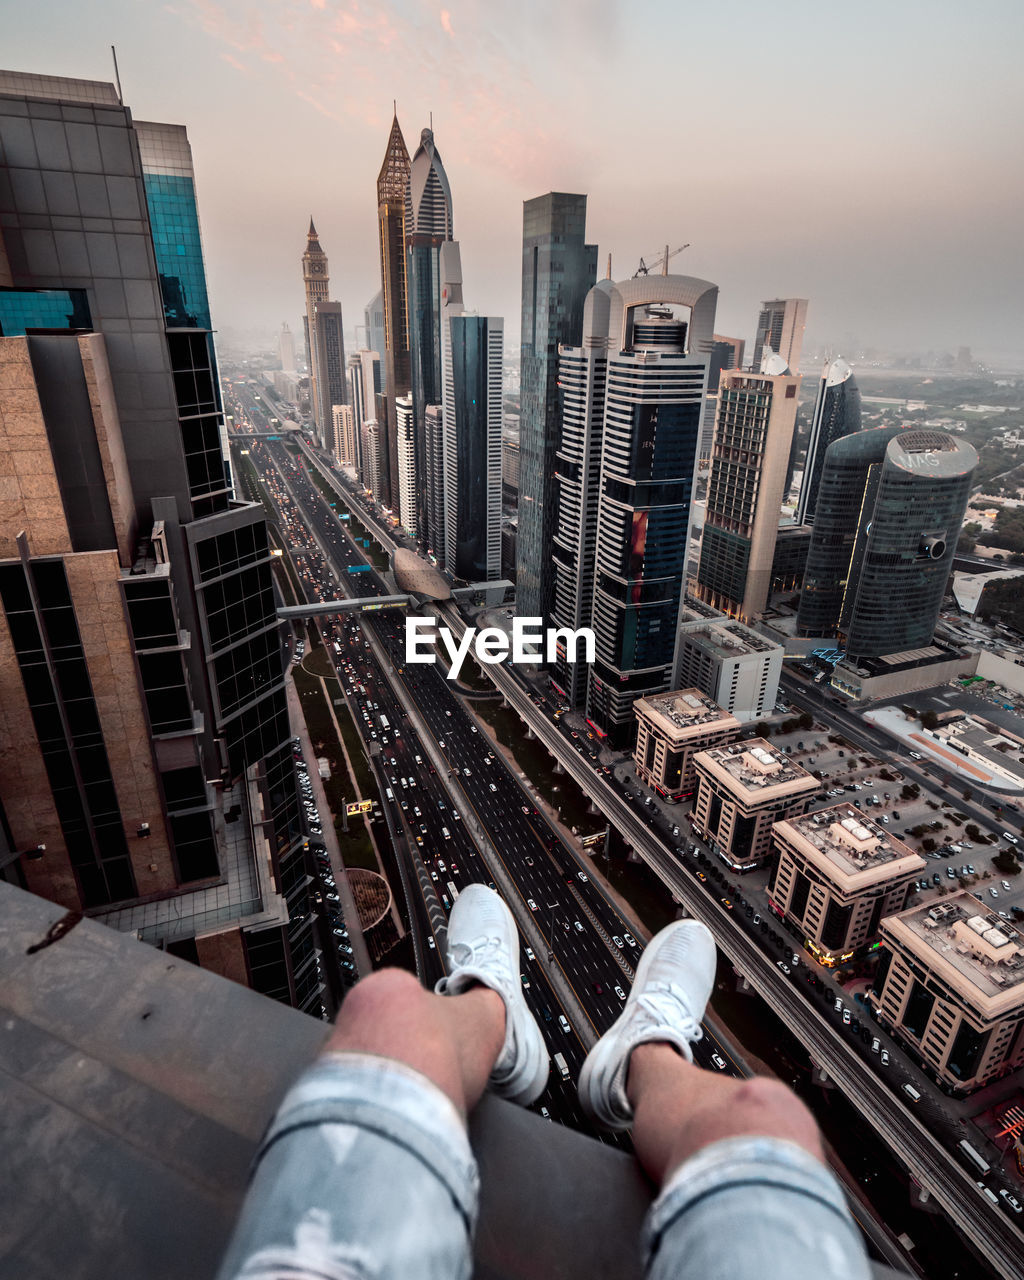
<box><xmin>516</xmin><ymin>194</ymin><xmax>597</xmax><ymax>628</ymax></box>
<box><xmin>798</xmin><ymin>427</ymin><xmax>978</xmax><ymax>657</ymax></box>
<box><xmin>0</xmin><ymin>71</ymin><xmax>326</xmax><ymax>1017</ymax></box>
<box><xmin>796</xmin><ymin>356</ymin><xmax>862</xmax><ymax>525</ymax></box>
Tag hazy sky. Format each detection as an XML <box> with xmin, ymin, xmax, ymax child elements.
<box><xmin>6</xmin><ymin>1</ymin><xmax>1024</xmax><ymax>363</ymax></box>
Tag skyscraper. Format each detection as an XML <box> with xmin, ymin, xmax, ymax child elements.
<box><xmin>279</xmin><ymin>321</ymin><xmax>296</xmax><ymax>372</ymax></box>
<box><xmin>302</xmin><ymin>219</ymin><xmax>329</xmax><ymax>441</ymax></box>
<box><xmin>440</xmin><ymin>242</ymin><xmax>502</xmax><ymax>581</ymax></box>
<box><xmin>516</xmin><ymin>194</ymin><xmax>598</xmax><ymax>628</ymax></box>
<box><xmin>695</xmin><ymin>356</ymin><xmax>802</xmax><ymax>621</ymax></box>
<box><xmin>376</xmin><ymin>114</ymin><xmax>412</xmax><ymax>512</ymax></box>
<box><xmin>363</xmin><ymin>290</ymin><xmax>387</xmax><ymax>387</ymax></box>
<box><xmin>552</xmin><ymin>275</ymin><xmax>717</xmax><ymax>744</ymax></box>
<box><xmin>795</xmin><ymin>356</ymin><xmax>862</xmax><ymax>525</ymax></box>
<box><xmin>395</xmin><ymin>394</ymin><xmax>418</xmax><ymax>537</ymax></box>
<box><xmin>424</xmin><ymin>404</ymin><xmax>446</xmax><ymax>560</ymax></box>
<box><xmin>332</xmin><ymin>404</ymin><xmax>357</xmax><ymax>468</ymax></box>
<box><xmin>0</xmin><ymin>70</ymin><xmax>326</xmax><ymax>1014</ymax></box>
<box><xmin>751</xmin><ymin>298</ymin><xmax>807</xmax><ymax>374</ymax></box>
<box><xmin>797</xmin><ymin>427</ymin><xmax>978</xmax><ymax>657</ymax></box>
<box><xmin>312</xmin><ymin>299</ymin><xmax>347</xmax><ymax>453</ymax></box>
<box><xmin>406</xmin><ymin>126</ymin><xmax>454</xmax><ymax>539</ymax></box>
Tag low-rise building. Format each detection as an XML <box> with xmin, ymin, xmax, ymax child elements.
<box><xmin>633</xmin><ymin>689</ymin><xmax>740</xmax><ymax>801</ymax></box>
<box><xmin>674</xmin><ymin>618</ymin><xmax>782</xmax><ymax>723</ymax></box>
<box><xmin>871</xmin><ymin>895</ymin><xmax>1024</xmax><ymax>1094</ymax></box>
<box><xmin>769</xmin><ymin>805</ymin><xmax>925</xmax><ymax>966</ymax></box>
<box><xmin>692</xmin><ymin>740</ymin><xmax>818</xmax><ymax>871</ymax></box>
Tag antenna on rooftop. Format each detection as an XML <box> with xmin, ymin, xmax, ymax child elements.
<box><xmin>111</xmin><ymin>45</ymin><xmax>123</xmax><ymax>105</ymax></box>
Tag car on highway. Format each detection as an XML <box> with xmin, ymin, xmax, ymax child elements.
<box><xmin>574</xmin><ymin>920</ymin><xmax>584</xmax><ymax>933</ymax></box>
<box><xmin>842</xmin><ymin>1009</ymin><xmax>851</xmax><ymax>1025</ymax></box>
<box><xmin>577</xmin><ymin>872</ymin><xmax>589</xmax><ymax>883</ymax></box>
<box><xmin>696</xmin><ymin>871</ymin><xmax>707</xmax><ymax>882</ymax></box>
<box><xmin>520</xmin><ymin>973</ymin><xmax>530</xmax><ymax>989</ymax></box>
<box><xmin>1000</xmin><ymin>1189</ymin><xmax>1023</xmax><ymax>1214</ymax></box>
<box><xmin>558</xmin><ymin>1015</ymin><xmax>571</xmax><ymax>1034</ymax></box>
<box><xmin>777</xmin><ymin>960</ymin><xmax>791</xmax><ymax>976</ymax></box>
<box><xmin>880</xmin><ymin>1049</ymin><xmax>890</xmax><ymax>1066</ymax></box>
<box><xmin>622</xmin><ymin>932</ymin><xmax>636</xmax><ymax>947</ymax></box>
<box><xmin>614</xmin><ymin>985</ymin><xmax>626</xmax><ymax>1000</ymax></box>
<box><xmin>528</xmin><ymin>899</ymin><xmax>538</xmax><ymax>911</ymax></box>
<box><xmin>521</xmin><ymin>806</ymin><xmax>531</xmax><ymax>815</ymax></box>
<box><xmin>711</xmin><ymin>1053</ymin><xmax>727</xmax><ymax>1070</ymax></box>
<box><xmin>524</xmin><ymin>946</ymin><xmax>535</xmax><ymax>961</ymax></box>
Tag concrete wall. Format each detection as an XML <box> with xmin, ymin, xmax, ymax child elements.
<box><xmin>975</xmin><ymin>650</ymin><xmax>1024</xmax><ymax>696</ymax></box>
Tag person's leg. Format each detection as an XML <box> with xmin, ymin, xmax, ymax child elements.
<box><xmin>323</xmin><ymin>966</ymin><xmax>506</xmax><ymax>1115</ymax></box>
<box><xmin>627</xmin><ymin>1042</ymin><xmax>823</xmax><ymax>1184</ymax></box>
<box><xmin>216</xmin><ymin>885</ymin><xmax>546</xmax><ymax>1280</ymax></box>
<box><xmin>578</xmin><ymin>918</ymin><xmax>871</xmax><ymax>1280</ymax></box>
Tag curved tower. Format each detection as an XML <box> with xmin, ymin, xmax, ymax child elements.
<box><xmin>798</xmin><ymin>427</ymin><xmax>977</xmax><ymax>657</ymax></box>
<box><xmin>406</xmin><ymin>126</ymin><xmax>454</xmax><ymax>547</ymax></box>
<box><xmin>796</xmin><ymin>356</ymin><xmax>862</xmax><ymax>525</ymax></box>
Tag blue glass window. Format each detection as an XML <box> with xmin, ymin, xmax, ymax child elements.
<box><xmin>142</xmin><ymin>174</ymin><xmax>211</xmax><ymax>329</ymax></box>
<box><xmin>0</xmin><ymin>288</ymin><xmax>91</xmax><ymax>336</ymax></box>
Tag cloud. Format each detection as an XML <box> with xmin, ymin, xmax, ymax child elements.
<box><xmin>219</xmin><ymin>51</ymin><xmax>249</xmax><ymax>73</ymax></box>
<box><xmin>440</xmin><ymin>8</ymin><xmax>453</xmax><ymax>35</ymax></box>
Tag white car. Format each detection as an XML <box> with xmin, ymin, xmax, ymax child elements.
<box><xmin>711</xmin><ymin>1053</ymin><xmax>727</xmax><ymax>1070</ymax></box>
<box><xmin>528</xmin><ymin>898</ymin><xmax>538</xmax><ymax>911</ymax></box>
<box><xmin>577</xmin><ymin>872</ymin><xmax>589</xmax><ymax>883</ymax></box>
<box><xmin>612</xmin><ymin>936</ymin><xmax>624</xmax><ymax>948</ymax></box>
<box><xmin>777</xmin><ymin>960</ymin><xmax>791</xmax><ymax>976</ymax></box>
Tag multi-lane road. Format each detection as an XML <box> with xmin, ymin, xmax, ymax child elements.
<box><xmin>229</xmin><ymin>394</ymin><xmax>1023</xmax><ymax>1277</ymax></box>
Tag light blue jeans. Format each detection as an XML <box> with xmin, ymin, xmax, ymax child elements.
<box><xmin>216</xmin><ymin>1053</ymin><xmax>872</xmax><ymax>1280</ymax></box>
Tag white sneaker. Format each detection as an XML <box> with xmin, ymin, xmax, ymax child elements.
<box><xmin>435</xmin><ymin>884</ymin><xmax>549</xmax><ymax>1106</ymax></box>
<box><xmin>578</xmin><ymin>919</ymin><xmax>716</xmax><ymax>1131</ymax></box>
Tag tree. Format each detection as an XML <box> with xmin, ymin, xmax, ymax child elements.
<box><xmin>965</xmin><ymin>823</ymin><xmax>982</xmax><ymax>841</ymax></box>
<box><xmin>756</xmin><ymin>722</ymin><xmax>772</xmax><ymax>738</ymax></box>
<box><xmin>920</xmin><ymin>709</ymin><xmax>940</xmax><ymax>731</ymax></box>
<box><xmin>922</xmin><ymin>838</ymin><xmax>937</xmax><ymax>852</ymax></box>
<box><xmin>799</xmin><ymin>713</ymin><xmax>814</xmax><ymax>731</ymax></box>
<box><xmin>992</xmin><ymin>851</ymin><xmax>1021</xmax><ymax>876</ymax></box>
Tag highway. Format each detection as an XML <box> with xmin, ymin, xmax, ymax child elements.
<box><xmin>229</xmin><ymin>397</ymin><xmax>1022</xmax><ymax>1275</ymax></box>
<box><xmin>231</xmin><ymin>420</ymin><xmax>745</xmax><ymax>1141</ymax></box>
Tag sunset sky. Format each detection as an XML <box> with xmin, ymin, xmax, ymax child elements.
<box><xmin>6</xmin><ymin>0</ymin><xmax>1023</xmax><ymax>363</ymax></box>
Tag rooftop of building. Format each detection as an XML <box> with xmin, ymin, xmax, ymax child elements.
<box><xmin>0</xmin><ymin>880</ymin><xmax>906</xmax><ymax>1280</ymax></box>
<box><xmin>838</xmin><ymin>639</ymin><xmax>964</xmax><ymax>678</ymax></box>
<box><xmin>883</xmin><ymin>891</ymin><xmax>1024</xmax><ymax>1015</ymax></box>
<box><xmin>775</xmin><ymin>804</ymin><xmax>926</xmax><ymax>890</ymax></box>
<box><xmin>678</xmin><ymin>616</ymin><xmax>780</xmax><ymax>660</ymax></box>
<box><xmin>635</xmin><ymin>688</ymin><xmax>739</xmax><ymax>738</ymax></box>
<box><xmin>695</xmin><ymin>738</ymin><xmax>817</xmax><ymax>801</ymax></box>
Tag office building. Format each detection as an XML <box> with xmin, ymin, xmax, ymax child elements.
<box><xmin>395</xmin><ymin>394</ymin><xmax>418</xmax><ymax>537</ymax></box>
<box><xmin>797</xmin><ymin>427</ymin><xmax>978</xmax><ymax>658</ymax></box>
<box><xmin>406</xmin><ymin>126</ymin><xmax>453</xmax><ymax>537</ymax></box>
<box><xmin>363</xmin><ymin>290</ymin><xmax>386</xmax><ymax>388</ymax></box>
<box><xmin>692</xmin><ymin>741</ymin><xmax>818</xmax><ymax>871</ymax></box>
<box><xmin>301</xmin><ymin>219</ymin><xmax>329</xmax><ymax>442</ymax></box>
<box><xmin>871</xmin><ymin>894</ymin><xmax>1024</xmax><ymax>1094</ymax></box>
<box><xmin>440</xmin><ymin>242</ymin><xmax>502</xmax><ymax>581</ymax></box>
<box><xmin>502</xmin><ymin>438</ymin><xmax>521</xmax><ymax>495</ymax></box>
<box><xmin>361</xmin><ymin>419</ymin><xmax>385</xmax><ymax>503</ymax></box>
<box><xmin>376</xmin><ymin>113</ymin><xmax>412</xmax><ymax>511</ymax></box>
<box><xmin>424</xmin><ymin>403</ymin><xmax>445</xmax><ymax>560</ymax></box>
<box><xmin>516</xmin><ymin>194</ymin><xmax>598</xmax><ymax>628</ymax></box>
<box><xmin>751</xmin><ymin>298</ymin><xmax>807</xmax><ymax>375</ymax></box>
<box><xmin>768</xmin><ymin>806</ymin><xmax>925</xmax><ymax>966</ymax></box>
<box><xmin>278</xmin><ymin>321</ymin><xmax>296</xmax><ymax>372</ymax></box>
<box><xmin>675</xmin><ymin>617</ymin><xmax>782</xmax><ymax>723</ymax></box>
<box><xmin>551</xmin><ymin>275</ymin><xmax>717</xmax><ymax>744</ymax></box>
<box><xmin>633</xmin><ymin>689</ymin><xmax>740</xmax><ymax>801</ymax></box>
<box><xmin>795</xmin><ymin>356</ymin><xmax>862</xmax><ymax>525</ymax></box>
<box><xmin>332</xmin><ymin>404</ymin><xmax>357</xmax><ymax>468</ymax></box>
<box><xmin>311</xmin><ymin>298</ymin><xmax>347</xmax><ymax>452</ymax></box>
<box><xmin>699</xmin><ymin>336</ymin><xmax>746</xmax><ymax>459</ymax></box>
<box><xmin>695</xmin><ymin>358</ymin><xmax>801</xmax><ymax>621</ymax></box>
<box><xmin>0</xmin><ymin>70</ymin><xmax>326</xmax><ymax>1014</ymax></box>
<box><xmin>769</xmin><ymin>523</ymin><xmax>812</xmax><ymax>595</ymax></box>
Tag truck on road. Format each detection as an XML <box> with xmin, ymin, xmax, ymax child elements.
<box><xmin>553</xmin><ymin>1052</ymin><xmax>570</xmax><ymax>1082</ymax></box>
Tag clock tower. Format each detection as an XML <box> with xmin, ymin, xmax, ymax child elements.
<box><xmin>302</xmin><ymin>218</ymin><xmax>330</xmax><ymax>436</ymax></box>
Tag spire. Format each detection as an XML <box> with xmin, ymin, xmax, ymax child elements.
<box><xmin>308</xmin><ymin>216</ymin><xmax>317</xmax><ymax>237</ymax></box>
<box><xmin>377</xmin><ymin>111</ymin><xmax>411</xmax><ymax>204</ymax></box>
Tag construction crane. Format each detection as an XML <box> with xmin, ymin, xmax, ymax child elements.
<box><xmin>633</xmin><ymin>243</ymin><xmax>690</xmax><ymax>278</ymax></box>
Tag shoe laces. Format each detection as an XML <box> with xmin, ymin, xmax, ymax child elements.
<box><xmin>450</xmin><ymin>932</ymin><xmax>510</xmax><ymax>984</ymax></box>
<box><xmin>633</xmin><ymin>982</ymin><xmax>704</xmax><ymax>1047</ymax></box>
